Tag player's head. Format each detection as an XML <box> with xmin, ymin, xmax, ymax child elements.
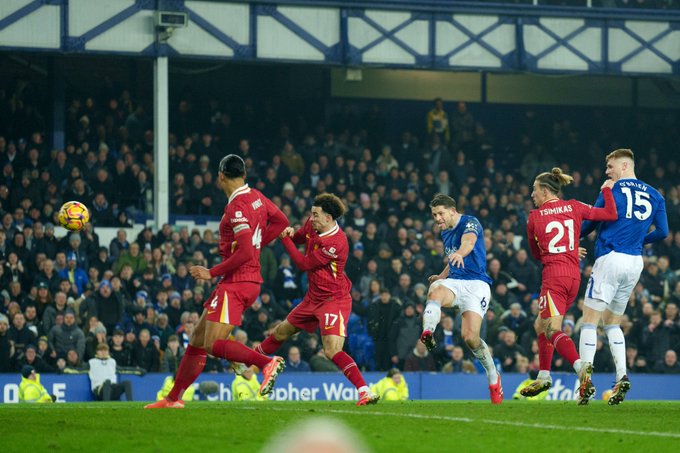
<box><xmin>606</xmin><ymin>148</ymin><xmax>635</xmax><ymax>181</ymax></box>
<box><xmin>532</xmin><ymin>167</ymin><xmax>573</xmax><ymax>207</ymax></box>
<box><xmin>218</xmin><ymin>154</ymin><xmax>246</xmax><ymax>185</ymax></box>
<box><xmin>311</xmin><ymin>193</ymin><xmax>346</xmax><ymax>233</ymax></box>
<box><xmin>429</xmin><ymin>193</ymin><xmax>457</xmax><ymax>230</ymax></box>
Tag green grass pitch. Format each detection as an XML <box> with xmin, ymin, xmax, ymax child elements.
<box><xmin>2</xmin><ymin>401</ymin><xmax>679</xmax><ymax>452</ymax></box>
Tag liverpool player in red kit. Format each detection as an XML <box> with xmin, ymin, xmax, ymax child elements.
<box><xmin>520</xmin><ymin>168</ymin><xmax>617</xmax><ymax>403</ymax></box>
<box><xmin>145</xmin><ymin>154</ymin><xmax>288</xmax><ymax>409</ymax></box>
<box><xmin>255</xmin><ymin>194</ymin><xmax>380</xmax><ymax>406</ymax></box>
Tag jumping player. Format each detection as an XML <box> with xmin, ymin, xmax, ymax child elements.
<box><xmin>421</xmin><ymin>193</ymin><xmax>503</xmax><ymax>404</ymax></box>
<box><xmin>579</xmin><ymin>149</ymin><xmax>668</xmax><ymax>405</ymax></box>
<box><xmin>145</xmin><ymin>154</ymin><xmax>288</xmax><ymax>409</ymax></box>
<box><xmin>520</xmin><ymin>168</ymin><xmax>617</xmax><ymax>403</ymax></box>
<box><xmin>254</xmin><ymin>193</ymin><xmax>380</xmax><ymax>406</ymax></box>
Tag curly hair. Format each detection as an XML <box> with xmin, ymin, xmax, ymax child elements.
<box><xmin>313</xmin><ymin>193</ymin><xmax>346</xmax><ymax>220</ymax></box>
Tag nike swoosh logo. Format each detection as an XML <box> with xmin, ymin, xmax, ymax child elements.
<box><xmin>207</xmin><ymin>310</ymin><xmax>216</xmax><ymax>314</ymax></box>
<box><xmin>613</xmin><ymin>342</ymin><xmax>624</xmax><ymax>345</ymax></box>
<box><xmin>585</xmin><ymin>343</ymin><xmax>596</xmax><ymax>346</ymax></box>
<box><xmin>324</xmin><ymin>325</ymin><xmax>333</xmax><ymax>330</ymax></box>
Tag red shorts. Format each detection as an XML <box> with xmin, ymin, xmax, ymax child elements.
<box><xmin>539</xmin><ymin>276</ymin><xmax>580</xmax><ymax>319</ymax></box>
<box><xmin>287</xmin><ymin>295</ymin><xmax>351</xmax><ymax>337</ymax></box>
<box><xmin>203</xmin><ymin>281</ymin><xmax>260</xmax><ymax>325</ymax></box>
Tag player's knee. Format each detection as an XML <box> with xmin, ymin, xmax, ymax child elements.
<box><xmin>462</xmin><ymin>332</ymin><xmax>480</xmax><ymax>349</ymax></box>
<box><xmin>323</xmin><ymin>348</ymin><xmax>338</xmax><ymax>360</ymax></box>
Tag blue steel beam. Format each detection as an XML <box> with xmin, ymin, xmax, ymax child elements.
<box><xmin>0</xmin><ymin>0</ymin><xmax>46</xmax><ymax>31</ymax></box>
<box><xmin>435</xmin><ymin>14</ymin><xmax>514</xmax><ymax>69</ymax></box>
<box><xmin>347</xmin><ymin>10</ymin><xmax>429</xmax><ymax>66</ymax></box>
<box><xmin>64</xmin><ymin>0</ymin><xmax>155</xmax><ymax>51</ymax></box>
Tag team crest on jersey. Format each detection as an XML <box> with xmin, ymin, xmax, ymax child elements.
<box><xmin>464</xmin><ymin>221</ymin><xmax>478</xmax><ymax>233</ymax></box>
<box><xmin>314</xmin><ymin>244</ymin><xmax>319</xmax><ymax>250</ymax></box>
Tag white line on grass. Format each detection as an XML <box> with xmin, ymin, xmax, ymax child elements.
<box><xmin>242</xmin><ymin>407</ymin><xmax>680</xmax><ymax>440</ymax></box>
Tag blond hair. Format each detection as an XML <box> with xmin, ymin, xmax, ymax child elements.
<box><xmin>606</xmin><ymin>148</ymin><xmax>635</xmax><ymax>163</ymax></box>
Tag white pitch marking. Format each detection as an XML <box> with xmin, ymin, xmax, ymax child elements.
<box><xmin>245</xmin><ymin>407</ymin><xmax>680</xmax><ymax>439</ymax></box>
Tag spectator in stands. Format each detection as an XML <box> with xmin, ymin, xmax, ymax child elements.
<box><xmin>404</xmin><ymin>339</ymin><xmax>436</xmax><ymax>372</ymax></box>
<box><xmin>132</xmin><ymin>328</ymin><xmax>160</xmax><ymax>372</ymax></box>
<box><xmin>58</xmin><ymin>252</ymin><xmax>88</xmax><ymax>297</ymax></box>
<box><xmin>160</xmin><ymin>334</ymin><xmax>184</xmax><ymax>373</ymax></box>
<box><xmin>654</xmin><ymin>350</ymin><xmax>680</xmax><ymax>374</ymax></box>
<box><xmin>0</xmin><ymin>314</ymin><xmax>14</xmax><ymax>372</ymax></box>
<box><xmin>426</xmin><ymin>97</ymin><xmax>450</xmax><ymax>144</ymax></box>
<box><xmin>109</xmin><ymin>328</ymin><xmax>133</xmax><ymax>367</ymax></box>
<box><xmin>48</xmin><ymin>309</ymin><xmax>85</xmax><ymax>359</ymax></box>
<box><xmin>9</xmin><ymin>312</ymin><xmax>36</xmax><ymax>358</ymax></box>
<box><xmin>641</xmin><ymin>310</ymin><xmax>670</xmax><ymax>365</ymax></box>
<box><xmin>493</xmin><ymin>329</ymin><xmax>527</xmax><ymax>372</ymax></box>
<box><xmin>368</xmin><ymin>288</ymin><xmax>402</xmax><ymax>371</ymax></box>
<box><xmin>394</xmin><ymin>302</ymin><xmax>420</xmax><ymax>369</ymax></box>
<box><xmin>285</xmin><ymin>346</ymin><xmax>311</xmax><ymax>373</ymax></box>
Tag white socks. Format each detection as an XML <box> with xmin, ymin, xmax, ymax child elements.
<box><xmin>423</xmin><ymin>300</ymin><xmax>441</xmax><ymax>333</ymax></box>
<box><xmin>605</xmin><ymin>325</ymin><xmax>627</xmax><ymax>381</ymax></box>
<box><xmin>537</xmin><ymin>370</ymin><xmax>551</xmax><ymax>381</ymax></box>
<box><xmin>472</xmin><ymin>340</ymin><xmax>498</xmax><ymax>385</ymax></box>
<box><xmin>579</xmin><ymin>323</ymin><xmax>597</xmax><ymax>364</ymax></box>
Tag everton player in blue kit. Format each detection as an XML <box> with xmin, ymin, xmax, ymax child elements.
<box><xmin>421</xmin><ymin>194</ymin><xmax>503</xmax><ymax>404</ymax></box>
<box><xmin>579</xmin><ymin>149</ymin><xmax>668</xmax><ymax>405</ymax></box>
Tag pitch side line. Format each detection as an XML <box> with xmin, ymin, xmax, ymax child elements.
<box><xmin>245</xmin><ymin>407</ymin><xmax>680</xmax><ymax>439</ymax></box>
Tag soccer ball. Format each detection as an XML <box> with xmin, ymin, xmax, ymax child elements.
<box><xmin>58</xmin><ymin>201</ymin><xmax>90</xmax><ymax>231</ymax></box>
<box><xmin>602</xmin><ymin>389</ymin><xmax>613</xmax><ymax>401</ymax></box>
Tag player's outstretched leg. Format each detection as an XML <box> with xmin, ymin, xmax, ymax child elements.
<box><xmin>470</xmin><ymin>339</ymin><xmax>503</xmax><ymax>404</ymax></box>
<box><xmin>520</xmin><ymin>333</ymin><xmax>553</xmax><ymax>397</ymax></box>
<box><xmin>421</xmin><ymin>300</ymin><xmax>441</xmax><ymax>352</ymax></box>
<box><xmin>608</xmin><ymin>375</ymin><xmax>631</xmax><ymax>406</ymax></box>
<box><xmin>330</xmin><ymin>351</ymin><xmax>379</xmax><ymax>406</ymax></box>
<box><xmin>577</xmin><ymin>362</ymin><xmax>595</xmax><ymax>406</ymax></box>
<box><xmin>144</xmin><ymin>344</ymin><xmax>206</xmax><ymax>409</ymax></box>
<box><xmin>211</xmin><ymin>338</ymin><xmax>284</xmax><ymax>396</ymax></box>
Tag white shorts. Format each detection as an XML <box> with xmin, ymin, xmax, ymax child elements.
<box><xmin>584</xmin><ymin>251</ymin><xmax>644</xmax><ymax>315</ymax></box>
<box><xmin>430</xmin><ymin>278</ymin><xmax>491</xmax><ymax>318</ymax></box>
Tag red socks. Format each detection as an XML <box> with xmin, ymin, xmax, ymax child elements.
<box><xmin>550</xmin><ymin>331</ymin><xmax>580</xmax><ymax>366</ymax></box>
<box><xmin>332</xmin><ymin>351</ymin><xmax>366</xmax><ymax>390</ymax></box>
<box><xmin>256</xmin><ymin>336</ymin><xmax>284</xmax><ymax>355</ymax></box>
<box><xmin>167</xmin><ymin>344</ymin><xmax>206</xmax><ymax>401</ymax></box>
<box><xmin>212</xmin><ymin>339</ymin><xmax>270</xmax><ymax>369</ymax></box>
<box><xmin>537</xmin><ymin>333</ymin><xmax>554</xmax><ymax>372</ymax></box>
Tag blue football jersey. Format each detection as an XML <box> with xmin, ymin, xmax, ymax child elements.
<box><xmin>582</xmin><ymin>178</ymin><xmax>668</xmax><ymax>259</ymax></box>
<box><xmin>441</xmin><ymin>215</ymin><xmax>493</xmax><ymax>284</ymax></box>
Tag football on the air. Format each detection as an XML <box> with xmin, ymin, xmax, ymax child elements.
<box><xmin>58</xmin><ymin>200</ymin><xmax>90</xmax><ymax>231</ymax></box>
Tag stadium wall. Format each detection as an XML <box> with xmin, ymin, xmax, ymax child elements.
<box><xmin>2</xmin><ymin>373</ymin><xmax>679</xmax><ymax>403</ymax></box>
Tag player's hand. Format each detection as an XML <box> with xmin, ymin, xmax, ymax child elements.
<box><xmin>279</xmin><ymin>227</ymin><xmax>294</xmax><ymax>239</ymax></box>
<box><xmin>578</xmin><ymin>247</ymin><xmax>587</xmax><ymax>260</ymax></box>
<box><xmin>428</xmin><ymin>274</ymin><xmax>444</xmax><ymax>284</ymax></box>
<box><xmin>601</xmin><ymin>179</ymin><xmax>615</xmax><ymax>190</ymax></box>
<box><xmin>448</xmin><ymin>253</ymin><xmax>464</xmax><ymax>268</ymax></box>
<box><xmin>190</xmin><ymin>265</ymin><xmax>211</xmax><ymax>281</ymax></box>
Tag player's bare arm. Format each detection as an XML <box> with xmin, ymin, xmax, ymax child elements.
<box><xmin>189</xmin><ymin>265</ymin><xmax>211</xmax><ymax>281</ymax></box>
<box><xmin>428</xmin><ymin>265</ymin><xmax>449</xmax><ymax>284</ymax></box>
<box><xmin>449</xmin><ymin>232</ymin><xmax>476</xmax><ymax>268</ymax></box>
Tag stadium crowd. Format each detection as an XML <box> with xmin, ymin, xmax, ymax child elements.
<box><xmin>0</xmin><ymin>78</ymin><xmax>679</xmax><ymax>380</ymax></box>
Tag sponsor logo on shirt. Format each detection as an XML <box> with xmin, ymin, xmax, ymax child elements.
<box><xmin>322</xmin><ymin>247</ymin><xmax>338</xmax><ymax>258</ymax></box>
<box><xmin>252</xmin><ymin>199</ymin><xmax>263</xmax><ymax>210</ymax></box>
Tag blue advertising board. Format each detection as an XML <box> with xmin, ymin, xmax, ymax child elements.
<box><xmin>1</xmin><ymin>372</ymin><xmax>679</xmax><ymax>403</ymax></box>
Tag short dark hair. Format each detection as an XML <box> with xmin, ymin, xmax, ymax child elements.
<box><xmin>219</xmin><ymin>154</ymin><xmax>246</xmax><ymax>179</ymax></box>
<box><xmin>313</xmin><ymin>193</ymin><xmax>346</xmax><ymax>220</ymax></box>
<box><xmin>429</xmin><ymin>193</ymin><xmax>456</xmax><ymax>210</ymax></box>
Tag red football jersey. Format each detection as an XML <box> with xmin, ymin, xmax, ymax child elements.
<box><xmin>527</xmin><ymin>190</ymin><xmax>616</xmax><ymax>279</ymax></box>
<box><xmin>283</xmin><ymin>218</ymin><xmax>351</xmax><ymax>302</ymax></box>
<box><xmin>214</xmin><ymin>184</ymin><xmax>278</xmax><ymax>283</ymax></box>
